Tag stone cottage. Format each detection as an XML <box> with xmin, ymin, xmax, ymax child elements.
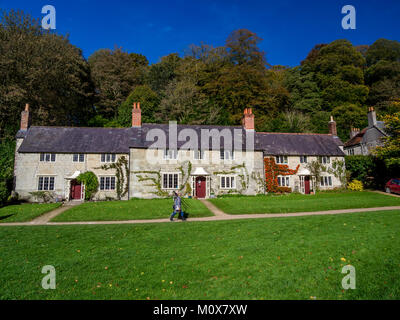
<box><xmin>13</xmin><ymin>103</ymin><xmax>345</xmax><ymax>201</ymax></box>
<box><xmin>344</xmin><ymin>107</ymin><xmax>387</xmax><ymax>155</ymax></box>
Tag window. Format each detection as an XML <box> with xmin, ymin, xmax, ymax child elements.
<box><xmin>101</xmin><ymin>154</ymin><xmax>116</xmax><ymax>163</ymax></box>
<box><xmin>220</xmin><ymin>150</ymin><xmax>234</xmax><ymax>160</ymax></box>
<box><xmin>347</xmin><ymin>149</ymin><xmax>354</xmax><ymax>155</ymax></box>
<box><xmin>40</xmin><ymin>153</ymin><xmax>56</xmax><ymax>162</ymax></box>
<box><xmin>73</xmin><ymin>154</ymin><xmax>85</xmax><ymax>162</ymax></box>
<box><xmin>100</xmin><ymin>176</ymin><xmax>116</xmax><ymax>190</ymax></box>
<box><xmin>300</xmin><ymin>156</ymin><xmax>308</xmax><ymax>163</ymax></box>
<box><xmin>319</xmin><ymin>156</ymin><xmax>330</xmax><ymax>164</ymax></box>
<box><xmin>193</xmin><ymin>150</ymin><xmax>204</xmax><ymax>160</ymax></box>
<box><xmin>277</xmin><ymin>176</ymin><xmax>290</xmax><ymax>187</ymax></box>
<box><xmin>162</xmin><ymin>173</ymin><xmax>179</xmax><ymax>189</ymax></box>
<box><xmin>320</xmin><ymin>176</ymin><xmax>333</xmax><ymax>187</ymax></box>
<box><xmin>38</xmin><ymin>176</ymin><xmax>55</xmax><ymax>191</ymax></box>
<box><xmin>164</xmin><ymin>149</ymin><xmax>178</xmax><ymax>160</ymax></box>
<box><xmin>275</xmin><ymin>156</ymin><xmax>288</xmax><ymax>164</ymax></box>
<box><xmin>220</xmin><ymin>176</ymin><xmax>235</xmax><ymax>189</ymax></box>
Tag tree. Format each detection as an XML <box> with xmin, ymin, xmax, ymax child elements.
<box><xmin>88</xmin><ymin>48</ymin><xmax>148</xmax><ymax>118</ymax></box>
<box><xmin>0</xmin><ymin>140</ymin><xmax>15</xmax><ymax>204</ymax></box>
<box><xmin>332</xmin><ymin>103</ymin><xmax>368</xmax><ymax>141</ymax></box>
<box><xmin>374</xmin><ymin>112</ymin><xmax>400</xmax><ymax>168</ymax></box>
<box><xmin>0</xmin><ymin>9</ymin><xmax>95</xmax><ymax>140</ymax></box>
<box><xmin>147</xmin><ymin>53</ymin><xmax>181</xmax><ymax>94</ymax></box>
<box><xmin>118</xmin><ymin>85</ymin><xmax>160</xmax><ymax>126</ymax></box>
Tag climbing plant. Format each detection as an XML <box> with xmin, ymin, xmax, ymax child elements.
<box><xmin>327</xmin><ymin>159</ymin><xmax>347</xmax><ymax>187</ymax></box>
<box><xmin>305</xmin><ymin>160</ymin><xmax>326</xmax><ymax>193</ymax></box>
<box><xmin>213</xmin><ymin>162</ymin><xmax>250</xmax><ymax>195</ymax></box>
<box><xmin>76</xmin><ymin>171</ymin><xmax>99</xmax><ymax>200</ymax></box>
<box><xmin>97</xmin><ymin>156</ymin><xmax>129</xmax><ymax>200</ymax></box>
<box><xmin>264</xmin><ymin>157</ymin><xmax>300</xmax><ymax>193</ymax></box>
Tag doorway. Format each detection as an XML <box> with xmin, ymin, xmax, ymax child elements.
<box><xmin>195</xmin><ymin>176</ymin><xmax>206</xmax><ymax>198</ymax></box>
<box><xmin>304</xmin><ymin>176</ymin><xmax>310</xmax><ymax>194</ymax></box>
<box><xmin>70</xmin><ymin>179</ymin><xmax>82</xmax><ymax>200</ymax></box>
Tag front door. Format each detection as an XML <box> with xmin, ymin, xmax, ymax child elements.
<box><xmin>70</xmin><ymin>179</ymin><xmax>82</xmax><ymax>200</ymax></box>
<box><xmin>195</xmin><ymin>176</ymin><xmax>206</xmax><ymax>198</ymax></box>
<box><xmin>304</xmin><ymin>176</ymin><xmax>310</xmax><ymax>194</ymax></box>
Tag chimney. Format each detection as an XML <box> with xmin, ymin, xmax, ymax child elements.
<box><xmin>367</xmin><ymin>106</ymin><xmax>377</xmax><ymax>127</ymax></box>
<box><xmin>20</xmin><ymin>103</ymin><xmax>31</xmax><ymax>130</ymax></box>
<box><xmin>350</xmin><ymin>127</ymin><xmax>360</xmax><ymax>139</ymax></box>
<box><xmin>132</xmin><ymin>101</ymin><xmax>141</xmax><ymax>127</ymax></box>
<box><xmin>242</xmin><ymin>108</ymin><xmax>254</xmax><ymax>130</ymax></box>
<box><xmin>328</xmin><ymin>115</ymin><xmax>337</xmax><ymax>136</ymax></box>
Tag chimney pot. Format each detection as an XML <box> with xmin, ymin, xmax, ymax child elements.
<box><xmin>242</xmin><ymin>107</ymin><xmax>254</xmax><ymax>130</ymax></box>
<box><xmin>328</xmin><ymin>115</ymin><xmax>337</xmax><ymax>135</ymax></box>
<box><xmin>20</xmin><ymin>103</ymin><xmax>31</xmax><ymax>131</ymax></box>
<box><xmin>132</xmin><ymin>101</ymin><xmax>142</xmax><ymax>127</ymax></box>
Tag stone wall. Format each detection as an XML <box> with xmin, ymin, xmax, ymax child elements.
<box><xmin>129</xmin><ymin>148</ymin><xmax>265</xmax><ymax>198</ymax></box>
<box><xmin>14</xmin><ymin>149</ymin><xmax>128</xmax><ymax>202</ymax></box>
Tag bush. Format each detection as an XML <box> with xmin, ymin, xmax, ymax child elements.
<box><xmin>77</xmin><ymin>171</ymin><xmax>99</xmax><ymax>200</ymax></box>
<box><xmin>347</xmin><ymin>180</ymin><xmax>364</xmax><ymax>191</ymax></box>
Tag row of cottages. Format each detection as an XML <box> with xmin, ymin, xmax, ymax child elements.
<box><xmin>14</xmin><ymin>103</ymin><xmax>345</xmax><ymax>201</ymax></box>
<box><xmin>343</xmin><ymin>107</ymin><xmax>387</xmax><ymax>155</ymax></box>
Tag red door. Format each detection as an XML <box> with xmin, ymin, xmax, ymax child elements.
<box><xmin>196</xmin><ymin>176</ymin><xmax>206</xmax><ymax>198</ymax></box>
<box><xmin>70</xmin><ymin>180</ymin><xmax>82</xmax><ymax>200</ymax></box>
<box><xmin>304</xmin><ymin>176</ymin><xmax>310</xmax><ymax>194</ymax></box>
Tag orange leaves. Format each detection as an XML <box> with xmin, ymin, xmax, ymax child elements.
<box><xmin>264</xmin><ymin>157</ymin><xmax>300</xmax><ymax>193</ymax></box>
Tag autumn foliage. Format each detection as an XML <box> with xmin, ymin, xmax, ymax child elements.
<box><xmin>264</xmin><ymin>157</ymin><xmax>300</xmax><ymax>193</ymax></box>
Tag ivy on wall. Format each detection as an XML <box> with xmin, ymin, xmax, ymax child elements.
<box><xmin>213</xmin><ymin>162</ymin><xmax>250</xmax><ymax>195</ymax></box>
<box><xmin>97</xmin><ymin>156</ymin><xmax>129</xmax><ymax>200</ymax></box>
<box><xmin>264</xmin><ymin>157</ymin><xmax>300</xmax><ymax>193</ymax></box>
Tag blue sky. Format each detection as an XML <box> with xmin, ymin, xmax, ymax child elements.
<box><xmin>1</xmin><ymin>0</ymin><xmax>399</xmax><ymax>66</ymax></box>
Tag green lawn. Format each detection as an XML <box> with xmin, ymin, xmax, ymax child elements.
<box><xmin>52</xmin><ymin>198</ymin><xmax>213</xmax><ymax>222</ymax></box>
<box><xmin>0</xmin><ymin>203</ymin><xmax>61</xmax><ymax>223</ymax></box>
<box><xmin>0</xmin><ymin>210</ymin><xmax>399</xmax><ymax>299</ymax></box>
<box><xmin>209</xmin><ymin>191</ymin><xmax>400</xmax><ymax>214</ymax></box>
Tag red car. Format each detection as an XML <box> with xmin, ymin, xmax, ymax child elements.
<box><xmin>385</xmin><ymin>178</ymin><xmax>400</xmax><ymax>195</ymax></box>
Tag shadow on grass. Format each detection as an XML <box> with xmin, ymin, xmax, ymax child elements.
<box><xmin>0</xmin><ymin>214</ymin><xmax>14</xmax><ymax>221</ymax></box>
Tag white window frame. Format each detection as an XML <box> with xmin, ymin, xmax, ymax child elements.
<box><xmin>275</xmin><ymin>156</ymin><xmax>288</xmax><ymax>164</ymax></box>
<box><xmin>73</xmin><ymin>153</ymin><xmax>85</xmax><ymax>162</ymax></box>
<box><xmin>220</xmin><ymin>175</ymin><xmax>236</xmax><ymax>190</ymax></box>
<box><xmin>193</xmin><ymin>149</ymin><xmax>204</xmax><ymax>160</ymax></box>
<box><xmin>40</xmin><ymin>153</ymin><xmax>56</xmax><ymax>162</ymax></box>
<box><xmin>161</xmin><ymin>173</ymin><xmax>179</xmax><ymax>189</ymax></box>
<box><xmin>320</xmin><ymin>176</ymin><xmax>333</xmax><ymax>187</ymax></box>
<box><xmin>300</xmin><ymin>156</ymin><xmax>307</xmax><ymax>163</ymax></box>
<box><xmin>277</xmin><ymin>176</ymin><xmax>290</xmax><ymax>187</ymax></box>
<box><xmin>99</xmin><ymin>176</ymin><xmax>116</xmax><ymax>191</ymax></box>
<box><xmin>101</xmin><ymin>154</ymin><xmax>116</xmax><ymax>163</ymax></box>
<box><xmin>37</xmin><ymin>176</ymin><xmax>55</xmax><ymax>191</ymax></box>
<box><xmin>220</xmin><ymin>149</ymin><xmax>235</xmax><ymax>160</ymax></box>
<box><xmin>163</xmin><ymin>149</ymin><xmax>178</xmax><ymax>160</ymax></box>
<box><xmin>319</xmin><ymin>156</ymin><xmax>330</xmax><ymax>164</ymax></box>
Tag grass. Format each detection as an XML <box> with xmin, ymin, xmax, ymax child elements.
<box><xmin>0</xmin><ymin>210</ymin><xmax>399</xmax><ymax>299</ymax></box>
<box><xmin>209</xmin><ymin>191</ymin><xmax>400</xmax><ymax>214</ymax></box>
<box><xmin>0</xmin><ymin>203</ymin><xmax>61</xmax><ymax>223</ymax></box>
<box><xmin>51</xmin><ymin>198</ymin><xmax>213</xmax><ymax>222</ymax></box>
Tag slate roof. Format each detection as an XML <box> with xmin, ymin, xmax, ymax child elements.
<box><xmin>255</xmin><ymin>132</ymin><xmax>345</xmax><ymax>156</ymax></box>
<box><xmin>344</xmin><ymin>121</ymin><xmax>387</xmax><ymax>148</ymax></box>
<box><xmin>17</xmin><ymin>124</ymin><xmax>345</xmax><ymax>156</ymax></box>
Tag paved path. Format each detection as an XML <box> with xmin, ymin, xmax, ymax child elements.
<box><xmin>199</xmin><ymin>199</ymin><xmax>228</xmax><ymax>217</ymax></box>
<box><xmin>0</xmin><ymin>199</ymin><xmax>399</xmax><ymax>226</ymax></box>
<box><xmin>373</xmin><ymin>190</ymin><xmax>400</xmax><ymax>197</ymax></box>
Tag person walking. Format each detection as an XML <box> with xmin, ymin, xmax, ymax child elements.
<box><xmin>170</xmin><ymin>191</ymin><xmax>185</xmax><ymax>221</ymax></box>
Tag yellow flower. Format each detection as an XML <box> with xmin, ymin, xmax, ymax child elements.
<box><xmin>340</xmin><ymin>257</ymin><xmax>346</xmax><ymax>262</ymax></box>
<box><xmin>170</xmin><ymin>281</ymin><xmax>173</xmax><ymax>284</ymax></box>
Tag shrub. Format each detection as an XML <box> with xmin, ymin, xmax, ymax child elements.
<box><xmin>347</xmin><ymin>179</ymin><xmax>364</xmax><ymax>191</ymax></box>
<box><xmin>77</xmin><ymin>171</ymin><xmax>99</xmax><ymax>200</ymax></box>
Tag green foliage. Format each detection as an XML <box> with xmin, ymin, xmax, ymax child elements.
<box><xmin>345</xmin><ymin>155</ymin><xmax>375</xmax><ymax>186</ymax></box>
<box><xmin>97</xmin><ymin>157</ymin><xmax>129</xmax><ymax>200</ymax></box>
<box><xmin>347</xmin><ymin>180</ymin><xmax>364</xmax><ymax>191</ymax></box>
<box><xmin>305</xmin><ymin>160</ymin><xmax>326</xmax><ymax>192</ymax></box>
<box><xmin>327</xmin><ymin>159</ymin><xmax>347</xmax><ymax>187</ymax></box>
<box><xmin>0</xmin><ymin>140</ymin><xmax>15</xmax><ymax>205</ymax></box>
<box><xmin>118</xmin><ymin>85</ymin><xmax>160</xmax><ymax>126</ymax></box>
<box><xmin>374</xmin><ymin>112</ymin><xmax>400</xmax><ymax>169</ymax></box>
<box><xmin>77</xmin><ymin>171</ymin><xmax>99</xmax><ymax>200</ymax></box>
<box><xmin>0</xmin><ymin>9</ymin><xmax>95</xmax><ymax>140</ymax></box>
